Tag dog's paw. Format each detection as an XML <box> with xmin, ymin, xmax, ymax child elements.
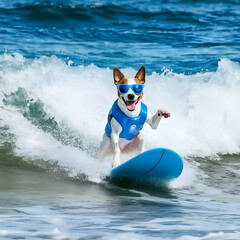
<box><xmin>112</xmin><ymin>159</ymin><xmax>120</xmax><ymax>168</ymax></box>
<box><xmin>158</xmin><ymin>109</ymin><xmax>171</xmax><ymax>118</ymax></box>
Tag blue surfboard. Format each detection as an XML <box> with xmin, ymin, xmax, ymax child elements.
<box><xmin>110</xmin><ymin>148</ymin><xmax>183</xmax><ymax>181</ymax></box>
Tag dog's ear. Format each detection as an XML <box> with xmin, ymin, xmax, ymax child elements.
<box><xmin>135</xmin><ymin>66</ymin><xmax>145</xmax><ymax>84</ymax></box>
<box><xmin>113</xmin><ymin>67</ymin><xmax>125</xmax><ymax>85</ymax></box>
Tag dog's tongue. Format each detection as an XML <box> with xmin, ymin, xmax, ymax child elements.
<box><xmin>126</xmin><ymin>101</ymin><xmax>136</xmax><ymax>111</ymax></box>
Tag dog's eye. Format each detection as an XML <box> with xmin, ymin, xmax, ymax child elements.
<box><xmin>133</xmin><ymin>84</ymin><xmax>143</xmax><ymax>94</ymax></box>
<box><xmin>118</xmin><ymin>85</ymin><xmax>129</xmax><ymax>93</ymax></box>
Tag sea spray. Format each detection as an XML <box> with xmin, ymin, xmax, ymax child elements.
<box><xmin>0</xmin><ymin>53</ymin><xmax>239</xmax><ymax>183</ymax></box>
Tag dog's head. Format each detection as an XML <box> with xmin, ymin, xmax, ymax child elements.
<box><xmin>113</xmin><ymin>66</ymin><xmax>145</xmax><ymax>112</ymax></box>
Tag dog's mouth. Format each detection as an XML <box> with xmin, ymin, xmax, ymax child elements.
<box><xmin>122</xmin><ymin>97</ymin><xmax>140</xmax><ymax>111</ymax></box>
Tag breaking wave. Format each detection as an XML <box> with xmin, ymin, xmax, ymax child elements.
<box><xmin>0</xmin><ymin>53</ymin><xmax>239</xmax><ymax>183</ymax></box>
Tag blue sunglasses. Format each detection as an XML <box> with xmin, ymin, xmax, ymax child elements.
<box><xmin>117</xmin><ymin>84</ymin><xmax>144</xmax><ymax>94</ymax></box>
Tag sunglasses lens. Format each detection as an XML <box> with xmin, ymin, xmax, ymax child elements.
<box><xmin>132</xmin><ymin>84</ymin><xmax>143</xmax><ymax>94</ymax></box>
<box><xmin>118</xmin><ymin>85</ymin><xmax>129</xmax><ymax>93</ymax></box>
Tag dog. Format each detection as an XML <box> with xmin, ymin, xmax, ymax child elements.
<box><xmin>98</xmin><ymin>66</ymin><xmax>170</xmax><ymax>168</ymax></box>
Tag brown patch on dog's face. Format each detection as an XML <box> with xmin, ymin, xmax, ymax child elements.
<box><xmin>136</xmin><ymin>91</ymin><xmax>144</xmax><ymax>100</ymax></box>
<box><xmin>117</xmin><ymin>77</ymin><xmax>128</xmax><ymax>98</ymax></box>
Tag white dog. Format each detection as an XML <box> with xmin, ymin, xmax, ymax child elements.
<box><xmin>98</xmin><ymin>66</ymin><xmax>170</xmax><ymax>167</ymax></box>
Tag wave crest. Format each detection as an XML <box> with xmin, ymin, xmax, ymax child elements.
<box><xmin>0</xmin><ymin>53</ymin><xmax>239</xmax><ymax>182</ymax></box>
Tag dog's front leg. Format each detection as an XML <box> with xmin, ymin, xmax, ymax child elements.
<box><xmin>110</xmin><ymin>118</ymin><xmax>122</xmax><ymax>168</ymax></box>
<box><xmin>146</xmin><ymin>109</ymin><xmax>171</xmax><ymax>129</ymax></box>
<box><xmin>111</xmin><ymin>132</ymin><xmax>121</xmax><ymax>168</ymax></box>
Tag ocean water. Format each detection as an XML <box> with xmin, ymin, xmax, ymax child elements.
<box><xmin>0</xmin><ymin>0</ymin><xmax>240</xmax><ymax>239</ymax></box>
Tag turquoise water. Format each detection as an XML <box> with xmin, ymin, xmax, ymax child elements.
<box><xmin>0</xmin><ymin>1</ymin><xmax>240</xmax><ymax>239</ymax></box>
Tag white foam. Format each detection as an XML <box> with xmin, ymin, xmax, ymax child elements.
<box><xmin>0</xmin><ymin>107</ymin><xmax>111</xmax><ymax>182</ymax></box>
<box><xmin>1</xmin><ymin>54</ymin><xmax>240</xmax><ymax>184</ymax></box>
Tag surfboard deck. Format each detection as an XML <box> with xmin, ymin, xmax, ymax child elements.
<box><xmin>110</xmin><ymin>148</ymin><xmax>183</xmax><ymax>181</ymax></box>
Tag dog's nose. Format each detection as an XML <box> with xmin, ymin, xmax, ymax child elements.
<box><xmin>128</xmin><ymin>94</ymin><xmax>135</xmax><ymax>100</ymax></box>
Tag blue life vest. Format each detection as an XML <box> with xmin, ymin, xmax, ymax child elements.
<box><xmin>105</xmin><ymin>100</ymin><xmax>148</xmax><ymax>140</ymax></box>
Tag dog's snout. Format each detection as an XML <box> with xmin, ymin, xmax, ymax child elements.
<box><xmin>128</xmin><ymin>94</ymin><xmax>135</xmax><ymax>100</ymax></box>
